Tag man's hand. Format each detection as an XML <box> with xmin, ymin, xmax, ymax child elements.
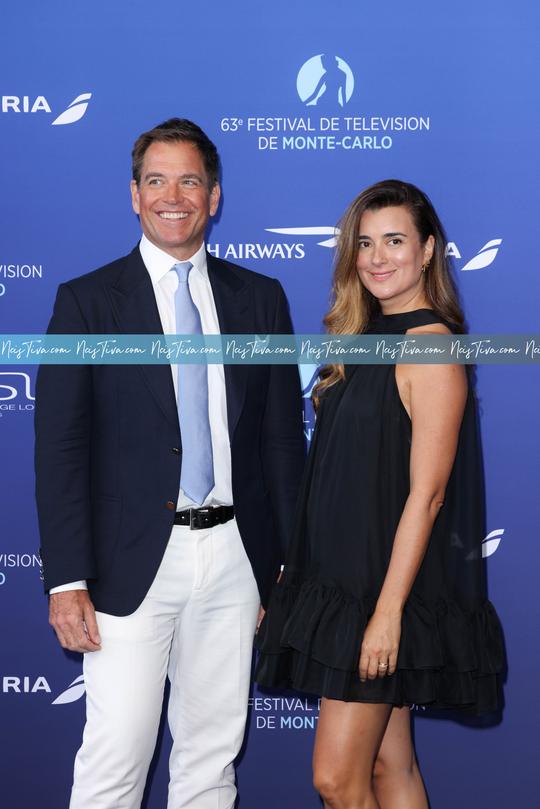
<box><xmin>49</xmin><ymin>590</ymin><xmax>101</xmax><ymax>653</ymax></box>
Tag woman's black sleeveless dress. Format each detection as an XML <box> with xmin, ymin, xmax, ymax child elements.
<box><xmin>255</xmin><ymin>310</ymin><xmax>505</xmax><ymax>713</ymax></box>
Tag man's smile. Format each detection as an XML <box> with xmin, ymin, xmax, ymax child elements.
<box><xmin>157</xmin><ymin>211</ymin><xmax>189</xmax><ymax>220</ymax></box>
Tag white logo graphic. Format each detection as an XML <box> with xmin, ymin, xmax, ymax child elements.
<box><xmin>297</xmin><ymin>55</ymin><xmax>354</xmax><ymax>107</ymax></box>
<box><xmin>300</xmin><ymin>364</ymin><xmax>319</xmax><ymax>443</ymax></box>
<box><xmin>460</xmin><ymin>239</ymin><xmax>502</xmax><ymax>271</ymax></box>
<box><xmin>1</xmin><ymin>93</ymin><xmax>92</xmax><ymax>125</ymax></box>
<box><xmin>51</xmin><ymin>93</ymin><xmax>92</xmax><ymax>126</ymax></box>
<box><xmin>250</xmin><ymin>695</ymin><xmax>321</xmax><ymax>730</ymax></box>
<box><xmin>266</xmin><ymin>226</ymin><xmax>338</xmax><ymax>248</ymax></box>
<box><xmin>52</xmin><ymin>674</ymin><xmax>86</xmax><ymax>705</ymax></box>
<box><xmin>0</xmin><ymin>372</ymin><xmax>35</xmax><ymax>417</ymax></box>
<box><xmin>221</xmin><ymin>60</ymin><xmax>429</xmax><ymax>152</ymax></box>
<box><xmin>482</xmin><ymin>528</ymin><xmax>505</xmax><ymax>558</ymax></box>
<box><xmin>2</xmin><ymin>676</ymin><xmax>51</xmax><ymax>694</ymax></box>
<box><xmin>300</xmin><ymin>364</ymin><xmax>320</xmax><ymax>399</ymax></box>
<box><xmin>0</xmin><ymin>263</ymin><xmax>43</xmax><ymax>298</ymax></box>
<box><xmin>207</xmin><ymin>241</ymin><xmax>305</xmax><ymax>260</ymax></box>
<box><xmin>0</xmin><ymin>552</ymin><xmax>41</xmax><ymax>585</ymax></box>
<box><xmin>1</xmin><ymin>95</ymin><xmax>51</xmax><ymax>113</ymax></box>
<box><xmin>0</xmin><ymin>372</ymin><xmax>35</xmax><ymax>401</ymax></box>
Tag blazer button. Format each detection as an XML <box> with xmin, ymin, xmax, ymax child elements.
<box><xmin>172</xmin><ymin>447</ymin><xmax>180</xmax><ymax>455</ymax></box>
<box><xmin>165</xmin><ymin>500</ymin><xmax>176</xmax><ymax>511</ymax></box>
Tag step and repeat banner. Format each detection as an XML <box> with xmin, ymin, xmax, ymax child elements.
<box><xmin>1</xmin><ymin>1</ymin><xmax>539</xmax><ymax>807</ymax></box>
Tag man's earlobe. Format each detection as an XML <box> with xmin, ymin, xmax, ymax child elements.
<box><xmin>130</xmin><ymin>180</ymin><xmax>140</xmax><ymax>214</ymax></box>
<box><xmin>210</xmin><ymin>183</ymin><xmax>221</xmax><ymax>216</ymax></box>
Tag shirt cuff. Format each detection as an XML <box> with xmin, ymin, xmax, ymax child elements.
<box><xmin>49</xmin><ymin>580</ymin><xmax>88</xmax><ymax>594</ymax></box>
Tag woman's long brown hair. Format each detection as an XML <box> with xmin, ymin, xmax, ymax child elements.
<box><xmin>313</xmin><ymin>179</ymin><xmax>465</xmax><ymax>408</ymax></box>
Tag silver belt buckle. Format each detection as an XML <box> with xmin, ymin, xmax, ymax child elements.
<box><xmin>189</xmin><ymin>508</ymin><xmax>198</xmax><ymax>530</ymax></box>
<box><xmin>190</xmin><ymin>506</ymin><xmax>212</xmax><ymax>529</ymax></box>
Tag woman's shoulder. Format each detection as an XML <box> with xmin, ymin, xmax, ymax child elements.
<box><xmin>394</xmin><ymin>310</ymin><xmax>467</xmax><ymax>415</ymax></box>
<box><xmin>405</xmin><ymin>320</ymin><xmax>452</xmax><ymax>336</ymax></box>
<box><xmin>369</xmin><ymin>308</ymin><xmax>455</xmax><ymax>335</ymax></box>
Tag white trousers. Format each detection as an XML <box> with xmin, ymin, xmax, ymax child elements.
<box><xmin>69</xmin><ymin>518</ymin><xmax>260</xmax><ymax>809</ymax></box>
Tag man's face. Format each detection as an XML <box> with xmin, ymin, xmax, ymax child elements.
<box><xmin>130</xmin><ymin>140</ymin><xmax>220</xmax><ymax>261</ymax></box>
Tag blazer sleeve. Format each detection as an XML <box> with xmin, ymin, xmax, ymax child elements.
<box><xmin>261</xmin><ymin>280</ymin><xmax>306</xmax><ymax>560</ymax></box>
<box><xmin>34</xmin><ymin>283</ymin><xmax>97</xmax><ymax>590</ymax></box>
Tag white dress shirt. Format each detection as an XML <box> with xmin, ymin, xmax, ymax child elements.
<box><xmin>50</xmin><ymin>235</ymin><xmax>233</xmax><ymax>594</ymax></box>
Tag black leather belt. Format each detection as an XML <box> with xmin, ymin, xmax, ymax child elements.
<box><xmin>174</xmin><ymin>505</ymin><xmax>234</xmax><ymax>530</ymax></box>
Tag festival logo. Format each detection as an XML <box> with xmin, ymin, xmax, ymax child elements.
<box><xmin>297</xmin><ymin>54</ymin><xmax>354</xmax><ymax>107</ymax></box>
<box><xmin>218</xmin><ymin>55</ymin><xmax>429</xmax><ymax>152</ymax></box>
<box><xmin>250</xmin><ymin>693</ymin><xmax>320</xmax><ymax>731</ymax></box>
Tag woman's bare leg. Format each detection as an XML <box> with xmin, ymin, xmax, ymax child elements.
<box><xmin>313</xmin><ymin>698</ymin><xmax>393</xmax><ymax>809</ymax></box>
<box><xmin>373</xmin><ymin>707</ymin><xmax>428</xmax><ymax>809</ymax></box>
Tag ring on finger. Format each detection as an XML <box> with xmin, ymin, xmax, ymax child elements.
<box><xmin>377</xmin><ymin>662</ymin><xmax>388</xmax><ymax>670</ymax></box>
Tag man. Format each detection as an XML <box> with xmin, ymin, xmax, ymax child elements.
<box><xmin>35</xmin><ymin>118</ymin><xmax>305</xmax><ymax>809</ymax></box>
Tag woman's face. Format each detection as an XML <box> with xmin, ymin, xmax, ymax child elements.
<box><xmin>356</xmin><ymin>205</ymin><xmax>434</xmax><ymax>313</ymax></box>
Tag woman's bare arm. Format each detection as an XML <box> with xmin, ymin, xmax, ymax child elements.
<box><xmin>358</xmin><ymin>325</ymin><xmax>467</xmax><ymax>681</ymax></box>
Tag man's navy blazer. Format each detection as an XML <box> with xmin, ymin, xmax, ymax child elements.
<box><xmin>35</xmin><ymin>247</ymin><xmax>306</xmax><ymax>615</ymax></box>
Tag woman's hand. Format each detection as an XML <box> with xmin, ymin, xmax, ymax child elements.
<box><xmin>255</xmin><ymin>605</ymin><xmax>265</xmax><ymax>634</ymax></box>
<box><xmin>358</xmin><ymin>610</ymin><xmax>401</xmax><ymax>682</ymax></box>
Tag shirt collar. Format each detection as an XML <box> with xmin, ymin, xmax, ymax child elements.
<box><xmin>139</xmin><ymin>235</ymin><xmax>208</xmax><ymax>285</ymax></box>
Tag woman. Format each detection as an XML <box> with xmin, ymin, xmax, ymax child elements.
<box><xmin>255</xmin><ymin>180</ymin><xmax>505</xmax><ymax>808</ymax></box>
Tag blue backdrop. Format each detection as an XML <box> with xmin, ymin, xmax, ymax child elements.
<box><xmin>1</xmin><ymin>1</ymin><xmax>539</xmax><ymax>806</ymax></box>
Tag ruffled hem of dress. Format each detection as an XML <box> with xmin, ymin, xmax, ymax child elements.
<box><xmin>255</xmin><ymin>577</ymin><xmax>505</xmax><ymax>714</ymax></box>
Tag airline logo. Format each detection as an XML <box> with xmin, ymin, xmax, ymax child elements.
<box><xmin>1</xmin><ymin>93</ymin><xmax>92</xmax><ymax>125</ymax></box>
<box><xmin>482</xmin><ymin>528</ymin><xmax>505</xmax><ymax>558</ymax></box>
<box><xmin>51</xmin><ymin>674</ymin><xmax>86</xmax><ymax>705</ymax></box>
<box><xmin>461</xmin><ymin>239</ymin><xmax>503</xmax><ymax>271</ymax></box>
<box><xmin>51</xmin><ymin>93</ymin><xmax>92</xmax><ymax>126</ymax></box>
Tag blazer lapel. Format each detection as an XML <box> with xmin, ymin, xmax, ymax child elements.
<box><xmin>207</xmin><ymin>253</ymin><xmax>252</xmax><ymax>439</ymax></box>
<box><xmin>109</xmin><ymin>247</ymin><xmax>179</xmax><ymax>430</ymax></box>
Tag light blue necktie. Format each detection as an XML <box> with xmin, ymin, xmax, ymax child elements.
<box><xmin>173</xmin><ymin>261</ymin><xmax>214</xmax><ymax>505</ymax></box>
